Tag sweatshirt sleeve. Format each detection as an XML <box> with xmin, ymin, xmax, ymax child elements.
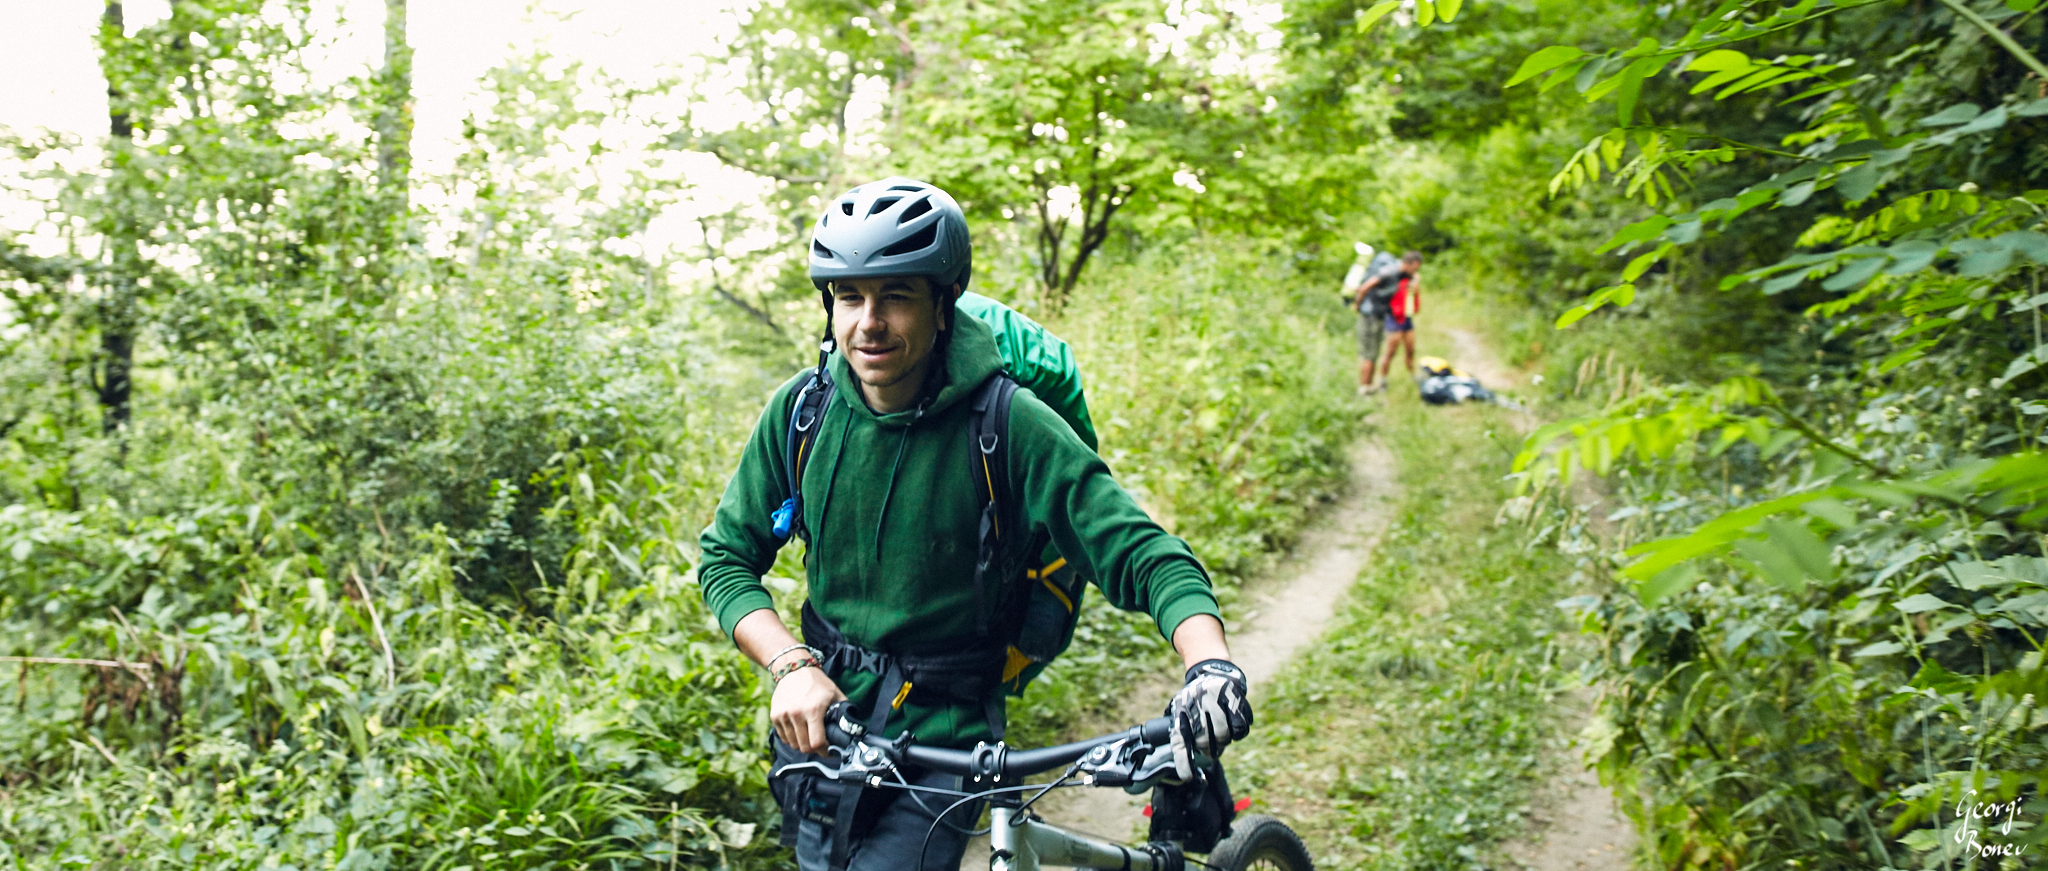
<box><xmin>697</xmin><ymin>374</ymin><xmax>805</xmax><ymax>636</ymax></box>
<box><xmin>1006</xmin><ymin>390</ymin><xmax>1218</xmax><ymax>640</ymax></box>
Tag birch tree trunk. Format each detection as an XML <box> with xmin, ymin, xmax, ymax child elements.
<box><xmin>97</xmin><ymin>1</ymin><xmax>137</xmax><ymax>438</ymax></box>
<box><xmin>376</xmin><ymin>0</ymin><xmax>413</xmax><ymax>198</ymax></box>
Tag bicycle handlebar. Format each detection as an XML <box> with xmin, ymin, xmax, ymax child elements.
<box><xmin>819</xmin><ymin>701</ymin><xmax>1173</xmax><ymax>782</ymax></box>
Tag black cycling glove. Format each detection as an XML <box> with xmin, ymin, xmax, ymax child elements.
<box><xmin>1166</xmin><ymin>659</ymin><xmax>1253</xmax><ymax>779</ymax></box>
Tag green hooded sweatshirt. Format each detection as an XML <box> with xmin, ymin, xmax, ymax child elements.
<box><xmin>697</xmin><ymin>312</ymin><xmax>1217</xmax><ymax>747</ymax></box>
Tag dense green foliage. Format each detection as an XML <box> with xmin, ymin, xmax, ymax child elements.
<box><xmin>0</xmin><ymin>2</ymin><xmax>1359</xmax><ymax>866</ymax></box>
<box><xmin>1334</xmin><ymin>0</ymin><xmax>2048</xmax><ymax>865</ymax></box>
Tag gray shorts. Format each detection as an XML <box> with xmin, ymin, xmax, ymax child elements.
<box><xmin>1357</xmin><ymin>311</ymin><xmax>1386</xmax><ymax>358</ymax></box>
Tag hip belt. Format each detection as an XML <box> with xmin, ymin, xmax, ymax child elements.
<box><xmin>799</xmin><ymin>601</ymin><xmax>1008</xmax><ymax>728</ymax></box>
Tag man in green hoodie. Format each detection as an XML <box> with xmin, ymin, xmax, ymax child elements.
<box><xmin>697</xmin><ymin>178</ymin><xmax>1253</xmax><ymax>871</ymax></box>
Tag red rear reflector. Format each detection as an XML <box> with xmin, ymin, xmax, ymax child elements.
<box><xmin>1141</xmin><ymin>804</ymin><xmax>1153</xmax><ymax>817</ymax></box>
<box><xmin>1234</xmin><ymin>798</ymin><xmax>1252</xmax><ymax>812</ymax></box>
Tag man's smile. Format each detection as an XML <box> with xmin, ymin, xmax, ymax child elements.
<box><xmin>852</xmin><ymin>341</ymin><xmax>903</xmax><ymax>364</ymax></box>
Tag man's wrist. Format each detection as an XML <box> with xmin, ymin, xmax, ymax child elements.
<box><xmin>1184</xmin><ymin>658</ymin><xmax>1245</xmax><ymax>685</ymax></box>
<box><xmin>771</xmin><ymin>655</ymin><xmax>821</xmax><ymax>682</ymax></box>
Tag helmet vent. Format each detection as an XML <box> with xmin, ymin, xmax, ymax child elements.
<box><xmin>839</xmin><ymin>200</ymin><xmax>855</xmax><ymax>216</ymax></box>
<box><xmin>878</xmin><ymin>223</ymin><xmax>938</xmax><ymax>257</ymax></box>
<box><xmin>868</xmin><ymin>196</ymin><xmax>903</xmax><ymax>217</ymax></box>
<box><xmin>887</xmin><ymin>184</ymin><xmax>924</xmax><ymax>192</ymax></box>
<box><xmin>898</xmin><ymin>198</ymin><xmax>933</xmax><ymax>223</ymax></box>
<box><xmin>812</xmin><ymin>240</ymin><xmax>838</xmax><ymax>260</ymax></box>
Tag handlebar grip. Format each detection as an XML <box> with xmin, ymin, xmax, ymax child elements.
<box><xmin>823</xmin><ymin>701</ymin><xmax>857</xmax><ymax>747</ymax></box>
<box><xmin>1141</xmin><ymin>716</ymin><xmax>1172</xmax><ymax>745</ymax></box>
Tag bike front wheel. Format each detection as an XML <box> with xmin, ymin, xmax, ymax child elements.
<box><xmin>1204</xmin><ymin>814</ymin><xmax>1313</xmax><ymax>871</ymax></box>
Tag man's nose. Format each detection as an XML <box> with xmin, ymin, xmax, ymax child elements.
<box><xmin>857</xmin><ymin>298</ymin><xmax>887</xmax><ymax>332</ymax></box>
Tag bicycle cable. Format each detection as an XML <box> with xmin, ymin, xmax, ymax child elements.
<box><xmin>910</xmin><ymin>778</ymin><xmax>1088</xmax><ymax>870</ymax></box>
<box><xmin>889</xmin><ymin>767</ymin><xmax>989</xmax><ymax>836</ymax></box>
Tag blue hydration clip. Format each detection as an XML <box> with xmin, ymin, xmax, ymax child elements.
<box><xmin>771</xmin><ymin>497</ymin><xmax>797</xmax><ymax>540</ymax></box>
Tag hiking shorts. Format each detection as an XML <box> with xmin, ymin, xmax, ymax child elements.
<box><xmin>1385</xmin><ymin>314</ymin><xmax>1414</xmax><ymax>334</ymax></box>
<box><xmin>1357</xmin><ymin>310</ymin><xmax>1386</xmax><ymax>358</ymax></box>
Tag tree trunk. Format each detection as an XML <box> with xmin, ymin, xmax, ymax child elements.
<box><xmin>98</xmin><ymin>1</ymin><xmax>136</xmax><ymax>438</ymax></box>
<box><xmin>376</xmin><ymin>0</ymin><xmax>413</xmax><ymax>197</ymax></box>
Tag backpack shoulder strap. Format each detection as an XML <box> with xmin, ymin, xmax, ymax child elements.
<box><xmin>771</xmin><ymin>367</ymin><xmax>833</xmax><ymax>542</ymax></box>
<box><xmin>968</xmin><ymin>372</ymin><xmax>1021</xmax><ymax>637</ymax></box>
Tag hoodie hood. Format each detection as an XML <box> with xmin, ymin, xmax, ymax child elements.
<box><xmin>827</xmin><ymin>306</ymin><xmax>1006</xmax><ymax>424</ymax></box>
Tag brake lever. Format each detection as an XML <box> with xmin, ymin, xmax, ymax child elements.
<box><xmin>770</xmin><ymin>739</ymin><xmax>902</xmax><ymax>787</ymax></box>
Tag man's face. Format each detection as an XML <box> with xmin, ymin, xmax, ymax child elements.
<box><xmin>831</xmin><ymin>275</ymin><xmax>948</xmax><ymax>396</ymax></box>
<box><xmin>1403</xmin><ymin>258</ymin><xmax>1422</xmax><ymax>276</ymax></box>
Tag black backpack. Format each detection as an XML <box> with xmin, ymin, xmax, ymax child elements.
<box><xmin>768</xmin><ymin>366</ymin><xmax>1086</xmax><ymax>696</ymax></box>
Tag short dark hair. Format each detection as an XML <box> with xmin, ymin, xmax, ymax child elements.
<box><xmin>1402</xmin><ymin>250</ymin><xmax>1423</xmax><ymax>264</ymax></box>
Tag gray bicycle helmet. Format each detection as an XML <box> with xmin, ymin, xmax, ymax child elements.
<box><xmin>808</xmin><ymin>177</ymin><xmax>972</xmax><ymax>299</ymax></box>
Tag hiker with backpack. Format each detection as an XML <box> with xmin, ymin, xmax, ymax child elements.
<box><xmin>1372</xmin><ymin>251</ymin><xmax>1424</xmax><ymax>389</ymax></box>
<box><xmin>696</xmin><ymin>178</ymin><xmax>1252</xmax><ymax>871</ymax></box>
<box><xmin>1347</xmin><ymin>243</ymin><xmax>1404</xmax><ymax>394</ymax></box>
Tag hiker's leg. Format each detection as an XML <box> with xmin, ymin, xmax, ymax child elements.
<box><xmin>1357</xmin><ymin>315</ymin><xmax>1382</xmax><ymax>387</ymax></box>
<box><xmin>1378</xmin><ymin>325</ymin><xmax>1400</xmax><ymax>383</ymax></box>
<box><xmin>1401</xmin><ymin>331</ymin><xmax>1417</xmax><ymax>376</ymax></box>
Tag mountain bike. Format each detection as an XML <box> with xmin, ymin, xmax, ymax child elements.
<box><xmin>772</xmin><ymin>702</ymin><xmax>1314</xmax><ymax>871</ymax></box>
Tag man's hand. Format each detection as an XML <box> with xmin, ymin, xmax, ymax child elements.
<box><xmin>772</xmin><ymin>665</ymin><xmax>846</xmax><ymax>754</ymax></box>
<box><xmin>1165</xmin><ymin>658</ymin><xmax>1253</xmax><ymax>779</ymax></box>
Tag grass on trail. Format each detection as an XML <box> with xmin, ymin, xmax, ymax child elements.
<box><xmin>1229</xmin><ymin>347</ymin><xmax>1593</xmax><ymax>871</ymax></box>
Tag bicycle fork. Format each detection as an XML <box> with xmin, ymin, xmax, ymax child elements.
<box><xmin>987</xmin><ymin>806</ymin><xmax>1177</xmax><ymax>871</ymax></box>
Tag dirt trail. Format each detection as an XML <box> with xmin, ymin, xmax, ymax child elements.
<box><xmin>1431</xmin><ymin>322</ymin><xmax>1639</xmax><ymax>871</ymax></box>
<box><xmin>958</xmin><ymin>436</ymin><xmax>1401</xmax><ymax>867</ymax></box>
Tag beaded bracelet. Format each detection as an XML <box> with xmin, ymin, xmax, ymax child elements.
<box><xmin>766</xmin><ymin>643</ymin><xmax>821</xmax><ymax>668</ymax></box>
<box><xmin>771</xmin><ymin>656</ymin><xmax>820</xmax><ymax>682</ymax></box>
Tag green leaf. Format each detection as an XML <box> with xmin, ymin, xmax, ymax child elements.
<box><xmin>1507</xmin><ymin>45</ymin><xmax>1589</xmax><ymax>88</ymax></box>
<box><xmin>1437</xmin><ymin>0</ymin><xmax>1462</xmax><ymax>22</ymax></box>
<box><xmin>1623</xmin><ymin>491</ymin><xmax>1834</xmax><ymax>580</ymax></box>
<box><xmin>1878</xmin><ymin>339</ymin><xmax>1936</xmax><ymax>372</ymax></box>
<box><xmin>1538</xmin><ymin>61</ymin><xmax>1588</xmax><ymax>93</ymax></box>
<box><xmin>1762</xmin><ymin>268</ymin><xmax>1813</xmax><ymax>294</ymax></box>
<box><xmin>2017</xmin><ymin>96</ymin><xmax>2048</xmax><ymax>116</ymax></box>
<box><xmin>1853</xmin><ymin>640</ymin><xmax>1904</xmax><ymax>657</ymax></box>
<box><xmin>1417</xmin><ymin>0</ymin><xmax>1436</xmax><ymax>26</ymax></box>
<box><xmin>1957</xmin><ymin>246</ymin><xmax>2014</xmax><ymax>276</ymax></box>
<box><xmin>1894</xmin><ymin>593</ymin><xmax>1955</xmax><ymax>613</ymax></box>
<box><xmin>2011</xmin><ymin>0</ymin><xmax>2043</xmax><ymax>11</ymax></box>
<box><xmin>1909</xmin><ymin>659</ymin><xmax>1974</xmax><ymax>694</ymax></box>
<box><xmin>1690</xmin><ymin>63</ymin><xmax>1756</xmax><ymax>95</ymax></box>
<box><xmin>1993</xmin><ymin>230</ymin><xmax>2048</xmax><ymax>264</ymax></box>
<box><xmin>1733</xmin><ymin>517</ymin><xmax>1834</xmax><ymax>591</ymax></box>
<box><xmin>1623</xmin><ymin>247</ymin><xmax>1665</xmax><ymax>282</ymax></box>
<box><xmin>1834</xmin><ymin>164</ymin><xmax>1882</xmax><ymax>203</ymax></box>
<box><xmin>1575</xmin><ymin>56</ymin><xmax>1609</xmax><ymax>93</ymax></box>
<box><xmin>1356</xmin><ymin>1</ymin><xmax>1402</xmax><ymax>33</ymax></box>
<box><xmin>1636</xmin><ymin>563</ymin><xmax>1697</xmax><ymax>605</ymax></box>
<box><xmin>1686</xmin><ymin>49</ymin><xmax>1750</xmax><ymax>72</ymax></box>
<box><xmin>1799</xmin><ymin>498</ymin><xmax>1859</xmax><ymax>529</ymax></box>
<box><xmin>1821</xmin><ymin>255</ymin><xmax>1886</xmax><ymax>291</ymax></box>
<box><xmin>1917</xmin><ymin>103</ymin><xmax>1983</xmax><ymax>126</ymax></box>
<box><xmin>1892</xmin><ymin>317</ymin><xmax>1954</xmax><ymax>341</ymax></box>
<box><xmin>1613</xmin><ymin>57</ymin><xmax>1669</xmax><ymax>125</ymax></box>
<box><xmin>1554</xmin><ymin>284</ymin><xmax>1636</xmax><ymax>328</ymax></box>
<box><xmin>1779</xmin><ymin>180</ymin><xmax>1817</xmax><ymax>207</ymax></box>
<box><xmin>1884</xmin><ymin>240</ymin><xmax>1940</xmax><ymax>275</ymax></box>
<box><xmin>1953</xmin><ymin>105</ymin><xmax>2008</xmax><ymax>135</ymax></box>
<box><xmin>1597</xmin><ymin>215</ymin><xmax>1673</xmax><ymax>254</ymax></box>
